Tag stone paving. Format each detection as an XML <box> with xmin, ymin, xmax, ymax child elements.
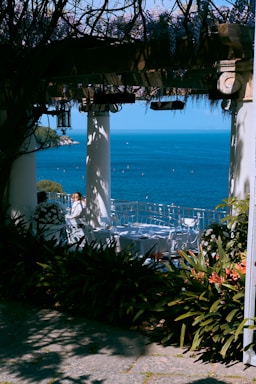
<box><xmin>0</xmin><ymin>300</ymin><xmax>255</xmax><ymax>384</ymax></box>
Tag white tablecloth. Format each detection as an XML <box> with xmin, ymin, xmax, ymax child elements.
<box><xmin>65</xmin><ymin>220</ymin><xmax>200</xmax><ymax>255</ymax></box>
<box><xmin>113</xmin><ymin>224</ymin><xmax>199</xmax><ymax>256</ymax></box>
<box><xmin>113</xmin><ymin>224</ymin><xmax>171</xmax><ymax>256</ymax></box>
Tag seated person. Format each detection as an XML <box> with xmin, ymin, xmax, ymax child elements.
<box><xmin>66</xmin><ymin>192</ymin><xmax>86</xmax><ymax>219</ymax></box>
<box><xmin>37</xmin><ymin>191</ymin><xmax>47</xmax><ymax>204</ymax></box>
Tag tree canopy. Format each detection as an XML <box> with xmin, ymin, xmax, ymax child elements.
<box><xmin>37</xmin><ymin>179</ymin><xmax>64</xmax><ymax>193</ymax></box>
<box><xmin>35</xmin><ymin>126</ymin><xmax>60</xmax><ymax>148</ymax></box>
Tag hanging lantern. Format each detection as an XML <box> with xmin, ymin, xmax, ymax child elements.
<box><xmin>150</xmin><ymin>100</ymin><xmax>185</xmax><ymax>110</ymax></box>
<box><xmin>56</xmin><ymin>101</ymin><xmax>71</xmax><ymax>134</ymax></box>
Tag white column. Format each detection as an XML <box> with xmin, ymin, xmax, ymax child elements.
<box><xmin>217</xmin><ymin>62</ymin><xmax>256</xmax><ymax>365</ymax></box>
<box><xmin>243</xmin><ymin>23</ymin><xmax>256</xmax><ymax>365</ymax></box>
<box><xmin>217</xmin><ymin>62</ymin><xmax>253</xmax><ymax>200</ymax></box>
<box><xmin>8</xmin><ymin>134</ymin><xmax>37</xmax><ymax>222</ymax></box>
<box><xmin>243</xmin><ymin>127</ymin><xmax>256</xmax><ymax>365</ymax></box>
<box><xmin>86</xmin><ymin>108</ymin><xmax>111</xmax><ymax>228</ymax></box>
<box><xmin>229</xmin><ymin>101</ymin><xmax>252</xmax><ymax>199</ymax></box>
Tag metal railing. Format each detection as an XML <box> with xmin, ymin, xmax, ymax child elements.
<box><xmin>111</xmin><ymin>200</ymin><xmax>227</xmax><ymax>231</ymax></box>
<box><xmin>47</xmin><ymin>192</ymin><xmax>73</xmax><ymax>209</ymax></box>
<box><xmin>47</xmin><ymin>192</ymin><xmax>227</xmax><ymax>231</ymax></box>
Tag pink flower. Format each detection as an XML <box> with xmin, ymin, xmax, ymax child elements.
<box><xmin>208</xmin><ymin>272</ymin><xmax>224</xmax><ymax>285</ymax></box>
<box><xmin>190</xmin><ymin>268</ymin><xmax>205</xmax><ymax>282</ymax></box>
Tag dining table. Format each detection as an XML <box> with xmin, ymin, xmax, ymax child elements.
<box><xmin>112</xmin><ymin>223</ymin><xmax>200</xmax><ymax>257</ymax></box>
<box><xmin>65</xmin><ymin>219</ymin><xmax>200</xmax><ymax>257</ymax></box>
<box><xmin>112</xmin><ymin>224</ymin><xmax>171</xmax><ymax>256</ymax></box>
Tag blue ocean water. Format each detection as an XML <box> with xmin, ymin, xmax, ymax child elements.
<box><xmin>36</xmin><ymin>129</ymin><xmax>230</xmax><ymax>210</ymax></box>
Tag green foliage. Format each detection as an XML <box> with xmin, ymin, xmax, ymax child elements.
<box><xmin>200</xmin><ymin>222</ymin><xmax>231</xmax><ymax>267</ymax></box>
<box><xmin>200</xmin><ymin>196</ymin><xmax>249</xmax><ymax>267</ymax></box>
<box><xmin>147</xmin><ymin>196</ymin><xmax>249</xmax><ymax>362</ymax></box>
<box><xmin>37</xmin><ymin>179</ymin><xmax>64</xmax><ymax>193</ymax></box>
<box><xmin>35</xmin><ymin>241</ymin><xmax>182</xmax><ymax>325</ymax></box>
<box><xmin>216</xmin><ymin>195</ymin><xmax>249</xmax><ymax>258</ymax></box>
<box><xmin>0</xmin><ymin>216</ymin><xmax>67</xmax><ymax>304</ymax></box>
<box><xmin>0</xmin><ymin>218</ymin><xmax>178</xmax><ymax>325</ymax></box>
<box><xmin>0</xmin><ymin>196</ymin><xmax>252</xmax><ymax>363</ymax></box>
<box><xmin>171</xmin><ymin>246</ymin><xmax>246</xmax><ymax>362</ymax></box>
<box><xmin>35</xmin><ymin>126</ymin><xmax>60</xmax><ymax>148</ymax></box>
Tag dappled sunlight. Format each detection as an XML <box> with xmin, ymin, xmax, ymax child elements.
<box><xmin>0</xmin><ymin>301</ymin><xmax>148</xmax><ymax>383</ymax></box>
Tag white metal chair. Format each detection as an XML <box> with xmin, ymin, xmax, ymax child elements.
<box><xmin>66</xmin><ymin>217</ymin><xmax>86</xmax><ymax>245</ymax></box>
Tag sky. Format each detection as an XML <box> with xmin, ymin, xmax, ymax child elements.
<box><xmin>144</xmin><ymin>0</ymin><xmax>230</xmax><ymax>10</ymax></box>
<box><xmin>40</xmin><ymin>98</ymin><xmax>231</xmax><ymax>132</ymax></box>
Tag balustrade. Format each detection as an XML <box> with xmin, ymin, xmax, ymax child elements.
<box><xmin>47</xmin><ymin>192</ymin><xmax>227</xmax><ymax>231</ymax></box>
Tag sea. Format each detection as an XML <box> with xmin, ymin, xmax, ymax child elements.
<box><xmin>36</xmin><ymin>129</ymin><xmax>231</xmax><ymax>210</ymax></box>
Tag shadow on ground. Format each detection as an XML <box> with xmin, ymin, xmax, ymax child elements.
<box><xmin>0</xmin><ymin>300</ymin><xmax>147</xmax><ymax>383</ymax></box>
<box><xmin>189</xmin><ymin>380</ymin><xmax>231</xmax><ymax>384</ymax></box>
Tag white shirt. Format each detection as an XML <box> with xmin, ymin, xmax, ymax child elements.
<box><xmin>66</xmin><ymin>200</ymin><xmax>85</xmax><ymax>219</ymax></box>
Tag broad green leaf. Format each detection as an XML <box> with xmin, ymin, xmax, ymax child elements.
<box><xmin>198</xmin><ymin>318</ymin><xmax>214</xmax><ymax>327</ymax></box>
<box><xmin>168</xmin><ymin>299</ymin><xmax>184</xmax><ymax>307</ymax></box>
<box><xmin>226</xmin><ymin>308</ymin><xmax>239</xmax><ymax>322</ymax></box>
<box><xmin>180</xmin><ymin>252</ymin><xmax>198</xmax><ymax>269</ymax></box>
<box><xmin>212</xmin><ymin>333</ymin><xmax>222</xmax><ymax>343</ymax></box>
<box><xmin>198</xmin><ymin>291</ymin><xmax>210</xmax><ymax>302</ymax></box>
<box><xmin>210</xmin><ymin>299</ymin><xmax>222</xmax><ymax>312</ymax></box>
<box><xmin>232</xmin><ymin>291</ymin><xmax>244</xmax><ymax>301</ymax></box>
<box><xmin>220</xmin><ymin>335</ymin><xmax>235</xmax><ymax>358</ymax></box>
<box><xmin>184</xmin><ymin>291</ymin><xmax>202</xmax><ymax>298</ymax></box>
<box><xmin>211</xmin><ymin>323</ymin><xmax>220</xmax><ymax>333</ymax></box>
<box><xmin>36</xmin><ymin>262</ymin><xmax>50</xmax><ymax>269</ymax></box>
<box><xmin>175</xmin><ymin>311</ymin><xmax>202</xmax><ymax>321</ymax></box>
<box><xmin>191</xmin><ymin>328</ymin><xmax>203</xmax><ymax>351</ymax></box>
<box><xmin>193</xmin><ymin>313</ymin><xmax>207</xmax><ymax>326</ymax></box>
<box><xmin>133</xmin><ymin>309</ymin><xmax>145</xmax><ymax>322</ymax></box>
<box><xmin>221</xmin><ymin>283</ymin><xmax>240</xmax><ymax>291</ymax></box>
<box><xmin>234</xmin><ymin>318</ymin><xmax>251</xmax><ymax>341</ymax></box>
<box><xmin>180</xmin><ymin>323</ymin><xmax>186</xmax><ymax>348</ymax></box>
<box><xmin>222</xmin><ymin>325</ymin><xmax>232</xmax><ymax>335</ymax></box>
<box><xmin>205</xmin><ymin>322</ymin><xmax>219</xmax><ymax>332</ymax></box>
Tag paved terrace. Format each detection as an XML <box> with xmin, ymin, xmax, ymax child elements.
<box><xmin>0</xmin><ymin>300</ymin><xmax>255</xmax><ymax>384</ymax></box>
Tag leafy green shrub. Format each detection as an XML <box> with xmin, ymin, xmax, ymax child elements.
<box><xmin>0</xmin><ymin>196</ymin><xmax>251</xmax><ymax>363</ymax></box>
<box><xmin>169</xmin><ymin>245</ymin><xmax>246</xmax><ymax>362</ymax></box>
<box><xmin>216</xmin><ymin>196</ymin><xmax>249</xmax><ymax>260</ymax></box>
<box><xmin>200</xmin><ymin>222</ymin><xmax>231</xmax><ymax>266</ymax></box>
<box><xmin>0</xmin><ymin>218</ymin><xmax>178</xmax><ymax>326</ymax></box>
<box><xmin>35</xmin><ymin>126</ymin><xmax>60</xmax><ymax>147</ymax></box>
<box><xmin>0</xmin><ymin>216</ymin><xmax>68</xmax><ymax>304</ymax></box>
<box><xmin>37</xmin><ymin>179</ymin><xmax>64</xmax><ymax>193</ymax></box>
<box><xmin>148</xmin><ymin>196</ymin><xmax>249</xmax><ymax>363</ymax></box>
<box><xmin>37</xmin><ymin>240</ymin><xmax>180</xmax><ymax>326</ymax></box>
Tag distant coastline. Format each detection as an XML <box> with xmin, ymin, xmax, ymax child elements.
<box><xmin>59</xmin><ymin>136</ymin><xmax>79</xmax><ymax>146</ymax></box>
